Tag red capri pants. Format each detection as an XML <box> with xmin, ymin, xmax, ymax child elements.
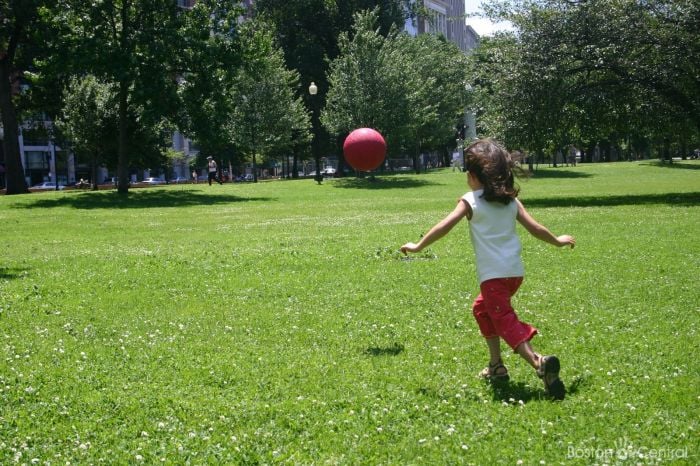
<box><xmin>472</xmin><ymin>277</ymin><xmax>537</xmax><ymax>350</ymax></box>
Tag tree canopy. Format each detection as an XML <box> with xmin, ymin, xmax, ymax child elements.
<box><xmin>472</xmin><ymin>0</ymin><xmax>699</xmax><ymax>159</ymax></box>
<box><xmin>323</xmin><ymin>9</ymin><xmax>470</xmax><ymax>171</ymax></box>
<box><xmin>224</xmin><ymin>20</ymin><xmax>311</xmax><ymax>182</ymax></box>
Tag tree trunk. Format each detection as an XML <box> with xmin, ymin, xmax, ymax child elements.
<box><xmin>336</xmin><ymin>133</ymin><xmax>347</xmax><ymax>178</ymax></box>
<box><xmin>412</xmin><ymin>142</ymin><xmax>420</xmax><ymax>174</ymax></box>
<box><xmin>91</xmin><ymin>153</ymin><xmax>99</xmax><ymax>191</ymax></box>
<box><xmin>117</xmin><ymin>79</ymin><xmax>130</xmax><ymax>193</ymax></box>
<box><xmin>0</xmin><ymin>58</ymin><xmax>28</xmax><ymax>194</ymax></box>
<box><xmin>252</xmin><ymin>153</ymin><xmax>258</xmax><ymax>183</ymax></box>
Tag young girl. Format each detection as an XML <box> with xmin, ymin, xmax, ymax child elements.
<box><xmin>401</xmin><ymin>138</ymin><xmax>575</xmax><ymax>400</ymax></box>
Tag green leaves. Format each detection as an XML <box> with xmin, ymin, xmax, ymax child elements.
<box><xmin>473</xmin><ymin>0</ymin><xmax>699</xmax><ymax>154</ymax></box>
<box><xmin>323</xmin><ymin>9</ymin><xmax>469</xmax><ymax>158</ymax></box>
<box><xmin>224</xmin><ymin>20</ymin><xmax>311</xmax><ymax>176</ymax></box>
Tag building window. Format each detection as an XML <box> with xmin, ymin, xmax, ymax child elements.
<box><xmin>26</xmin><ymin>151</ymin><xmax>49</xmax><ymax>170</ymax></box>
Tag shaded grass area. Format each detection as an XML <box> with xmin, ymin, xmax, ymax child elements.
<box><xmin>524</xmin><ymin>191</ymin><xmax>700</xmax><ymax>208</ymax></box>
<box><xmin>12</xmin><ymin>189</ymin><xmax>275</xmax><ymax>210</ymax></box>
<box><xmin>332</xmin><ymin>176</ymin><xmax>440</xmax><ymax>190</ymax></box>
<box><xmin>529</xmin><ymin>169</ymin><xmax>593</xmax><ymax>179</ymax></box>
<box><xmin>0</xmin><ymin>161</ymin><xmax>698</xmax><ymax>463</ymax></box>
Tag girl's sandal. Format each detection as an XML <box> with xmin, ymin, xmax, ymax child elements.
<box><xmin>479</xmin><ymin>359</ymin><xmax>510</xmax><ymax>381</ymax></box>
<box><xmin>537</xmin><ymin>355</ymin><xmax>565</xmax><ymax>400</ymax></box>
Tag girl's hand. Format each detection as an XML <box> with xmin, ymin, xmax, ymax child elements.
<box><xmin>400</xmin><ymin>242</ymin><xmax>421</xmax><ymax>255</ymax></box>
<box><xmin>557</xmin><ymin>235</ymin><xmax>576</xmax><ymax>248</ymax></box>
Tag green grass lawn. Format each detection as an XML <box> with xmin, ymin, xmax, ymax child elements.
<box><xmin>1</xmin><ymin>161</ymin><xmax>698</xmax><ymax>464</ymax></box>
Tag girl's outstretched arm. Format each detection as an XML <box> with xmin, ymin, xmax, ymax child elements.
<box><xmin>516</xmin><ymin>199</ymin><xmax>575</xmax><ymax>248</ymax></box>
<box><xmin>401</xmin><ymin>200</ymin><xmax>470</xmax><ymax>254</ymax></box>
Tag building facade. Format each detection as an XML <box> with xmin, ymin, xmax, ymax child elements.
<box><xmin>409</xmin><ymin>0</ymin><xmax>480</xmax><ymax>54</ymax></box>
<box><xmin>407</xmin><ymin>0</ymin><xmax>480</xmax><ymax>159</ymax></box>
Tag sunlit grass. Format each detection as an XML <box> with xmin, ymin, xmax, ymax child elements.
<box><xmin>1</xmin><ymin>160</ymin><xmax>698</xmax><ymax>463</ymax></box>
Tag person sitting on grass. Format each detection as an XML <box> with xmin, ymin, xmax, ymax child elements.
<box><xmin>400</xmin><ymin>138</ymin><xmax>576</xmax><ymax>400</ymax></box>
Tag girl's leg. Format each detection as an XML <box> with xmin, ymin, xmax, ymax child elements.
<box><xmin>473</xmin><ymin>296</ymin><xmax>508</xmax><ymax>379</ymax></box>
<box><xmin>480</xmin><ymin>336</ymin><xmax>509</xmax><ymax>379</ymax></box>
<box><xmin>515</xmin><ymin>340</ymin><xmax>539</xmax><ymax>369</ymax></box>
<box><xmin>486</xmin><ymin>336</ymin><xmax>503</xmax><ymax>365</ymax></box>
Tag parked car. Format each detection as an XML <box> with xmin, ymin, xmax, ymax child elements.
<box><xmin>170</xmin><ymin>177</ymin><xmax>188</xmax><ymax>184</ymax></box>
<box><xmin>141</xmin><ymin>177</ymin><xmax>166</xmax><ymax>185</ymax></box>
<box><xmin>31</xmin><ymin>181</ymin><xmax>65</xmax><ymax>190</ymax></box>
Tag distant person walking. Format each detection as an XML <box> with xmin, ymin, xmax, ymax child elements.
<box><xmin>207</xmin><ymin>157</ymin><xmax>222</xmax><ymax>185</ymax></box>
<box><xmin>192</xmin><ymin>169</ymin><xmax>198</xmax><ymax>184</ymax></box>
<box><xmin>401</xmin><ymin>138</ymin><xmax>575</xmax><ymax>400</ymax></box>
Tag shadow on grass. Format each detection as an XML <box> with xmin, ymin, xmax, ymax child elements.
<box><xmin>644</xmin><ymin>161</ymin><xmax>700</xmax><ymax>170</ymax></box>
<box><xmin>488</xmin><ymin>379</ymin><xmax>543</xmax><ymax>403</ymax></box>
<box><xmin>528</xmin><ymin>169</ymin><xmax>593</xmax><ymax>179</ymax></box>
<box><xmin>333</xmin><ymin>177</ymin><xmax>439</xmax><ymax>190</ymax></box>
<box><xmin>13</xmin><ymin>190</ymin><xmax>275</xmax><ymax>210</ymax></box>
<box><xmin>0</xmin><ymin>266</ymin><xmax>28</xmax><ymax>280</ymax></box>
<box><xmin>523</xmin><ymin>192</ymin><xmax>700</xmax><ymax>208</ymax></box>
<box><xmin>565</xmin><ymin>375</ymin><xmax>586</xmax><ymax>396</ymax></box>
<box><xmin>488</xmin><ymin>374</ymin><xmax>587</xmax><ymax>403</ymax></box>
<box><xmin>364</xmin><ymin>342</ymin><xmax>405</xmax><ymax>356</ymax></box>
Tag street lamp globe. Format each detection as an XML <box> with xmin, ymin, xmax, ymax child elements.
<box><xmin>308</xmin><ymin>82</ymin><xmax>318</xmax><ymax>95</ymax></box>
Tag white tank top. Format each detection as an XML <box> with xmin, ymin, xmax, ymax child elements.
<box><xmin>462</xmin><ymin>190</ymin><xmax>524</xmax><ymax>283</ymax></box>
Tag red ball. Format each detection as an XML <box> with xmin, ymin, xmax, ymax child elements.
<box><xmin>343</xmin><ymin>128</ymin><xmax>386</xmax><ymax>172</ymax></box>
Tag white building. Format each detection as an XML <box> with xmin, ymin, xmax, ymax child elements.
<box><xmin>406</xmin><ymin>0</ymin><xmax>480</xmax><ymax>54</ymax></box>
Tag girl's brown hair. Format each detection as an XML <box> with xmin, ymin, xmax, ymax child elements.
<box><xmin>464</xmin><ymin>138</ymin><xmax>526</xmax><ymax>205</ymax></box>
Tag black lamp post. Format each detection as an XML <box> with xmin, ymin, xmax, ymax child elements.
<box><xmin>308</xmin><ymin>82</ymin><xmax>322</xmax><ymax>184</ymax></box>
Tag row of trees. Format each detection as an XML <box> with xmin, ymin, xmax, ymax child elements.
<box><xmin>1</xmin><ymin>0</ymin><xmax>311</xmax><ymax>194</ymax></box>
<box><xmin>471</xmin><ymin>0</ymin><xmax>699</xmax><ymax>164</ymax></box>
<box><xmin>3</xmin><ymin>0</ymin><xmax>697</xmax><ymax>194</ymax></box>
<box><xmin>3</xmin><ymin>0</ymin><xmax>466</xmax><ymax>194</ymax></box>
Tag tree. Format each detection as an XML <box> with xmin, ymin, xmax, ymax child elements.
<box><xmin>225</xmin><ymin>21</ymin><xmax>311</xmax><ymax>182</ymax></box>
<box><xmin>254</xmin><ymin>0</ymin><xmax>411</xmax><ymax>176</ymax></box>
<box><xmin>323</xmin><ymin>11</ymin><xmax>407</xmax><ymax>139</ymax></box>
<box><xmin>323</xmin><ymin>9</ymin><xmax>469</xmax><ymax>173</ymax></box>
<box><xmin>55</xmin><ymin>76</ymin><xmax>117</xmax><ymax>190</ymax></box>
<box><xmin>0</xmin><ymin>0</ymin><xmax>52</xmax><ymax>194</ymax></box>
<box><xmin>50</xmin><ymin>0</ymin><xmax>185</xmax><ymax>194</ymax></box>
<box><xmin>474</xmin><ymin>0</ymin><xmax>699</xmax><ymax>158</ymax></box>
<box><xmin>56</xmin><ymin>73</ymin><xmax>172</xmax><ymax>186</ymax></box>
<box><xmin>163</xmin><ymin>148</ymin><xmax>187</xmax><ymax>181</ymax></box>
<box><xmin>398</xmin><ymin>33</ymin><xmax>471</xmax><ymax>168</ymax></box>
<box><xmin>176</xmin><ymin>0</ymin><xmax>245</xmax><ymax>167</ymax></box>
